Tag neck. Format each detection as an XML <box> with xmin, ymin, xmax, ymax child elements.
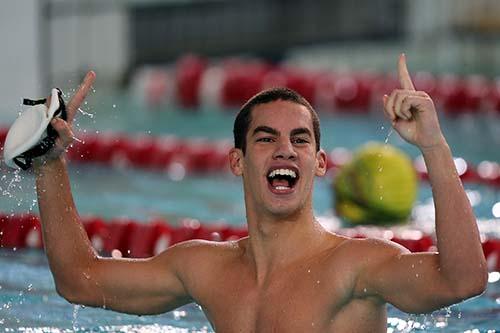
<box><xmin>243</xmin><ymin>206</ymin><xmax>328</xmax><ymax>284</ymax></box>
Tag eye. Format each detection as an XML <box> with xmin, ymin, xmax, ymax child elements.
<box><xmin>292</xmin><ymin>137</ymin><xmax>309</xmax><ymax>144</ymax></box>
<box><xmin>256</xmin><ymin>137</ymin><xmax>274</xmax><ymax>143</ymax></box>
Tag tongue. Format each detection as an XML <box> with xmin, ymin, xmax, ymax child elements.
<box><xmin>271</xmin><ymin>179</ymin><xmax>290</xmax><ymax>188</ymax></box>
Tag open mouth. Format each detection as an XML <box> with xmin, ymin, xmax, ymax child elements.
<box><xmin>266</xmin><ymin>167</ymin><xmax>299</xmax><ymax>192</ymax></box>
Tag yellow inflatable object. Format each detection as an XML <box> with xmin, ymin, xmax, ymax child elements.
<box><xmin>334</xmin><ymin>142</ymin><xmax>418</xmax><ymax>225</ymax></box>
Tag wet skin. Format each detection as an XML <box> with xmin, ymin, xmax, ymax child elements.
<box><xmin>186</xmin><ymin>101</ymin><xmax>388</xmax><ymax>332</ymax></box>
<box><xmin>166</xmin><ymin>101</ymin><xmax>395</xmax><ymax>332</ymax></box>
<box><xmin>34</xmin><ymin>57</ymin><xmax>487</xmax><ymax>333</ymax></box>
<box><xmin>176</xmin><ymin>236</ymin><xmax>390</xmax><ymax>332</ymax></box>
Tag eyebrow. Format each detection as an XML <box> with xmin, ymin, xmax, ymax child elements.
<box><xmin>252</xmin><ymin>126</ymin><xmax>312</xmax><ymax>138</ymax></box>
<box><xmin>252</xmin><ymin>126</ymin><xmax>279</xmax><ymax>136</ymax></box>
<box><xmin>290</xmin><ymin>127</ymin><xmax>312</xmax><ymax>137</ymax></box>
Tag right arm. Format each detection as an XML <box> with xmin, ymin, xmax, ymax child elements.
<box><xmin>34</xmin><ymin>72</ymin><xmax>192</xmax><ymax>315</ymax></box>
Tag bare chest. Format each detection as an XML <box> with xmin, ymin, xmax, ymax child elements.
<box><xmin>194</xmin><ymin>265</ymin><xmax>354</xmax><ymax>332</ymax></box>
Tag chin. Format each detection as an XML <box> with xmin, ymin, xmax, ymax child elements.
<box><xmin>265</xmin><ymin>202</ymin><xmax>303</xmax><ymax>219</ymax></box>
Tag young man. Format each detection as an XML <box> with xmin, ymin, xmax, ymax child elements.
<box><xmin>34</xmin><ymin>55</ymin><xmax>487</xmax><ymax>332</ymax></box>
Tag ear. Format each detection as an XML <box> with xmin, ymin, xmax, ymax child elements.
<box><xmin>229</xmin><ymin>148</ymin><xmax>244</xmax><ymax>176</ymax></box>
<box><xmin>315</xmin><ymin>149</ymin><xmax>327</xmax><ymax>177</ymax></box>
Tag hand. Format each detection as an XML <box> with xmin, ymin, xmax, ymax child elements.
<box><xmin>383</xmin><ymin>54</ymin><xmax>446</xmax><ymax>151</ymax></box>
<box><xmin>35</xmin><ymin>71</ymin><xmax>96</xmax><ymax>164</ymax></box>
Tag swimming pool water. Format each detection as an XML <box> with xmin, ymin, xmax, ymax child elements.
<box><xmin>1</xmin><ymin>93</ymin><xmax>499</xmax><ymax>331</ymax></box>
<box><xmin>1</xmin><ymin>250</ymin><xmax>499</xmax><ymax>332</ymax></box>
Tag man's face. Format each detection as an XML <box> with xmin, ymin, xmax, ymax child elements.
<box><xmin>230</xmin><ymin>100</ymin><xmax>327</xmax><ymax>219</ymax></box>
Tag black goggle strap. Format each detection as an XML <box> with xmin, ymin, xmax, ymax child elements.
<box><xmin>14</xmin><ymin>89</ymin><xmax>67</xmax><ymax>170</ymax></box>
<box><xmin>22</xmin><ymin>97</ymin><xmax>47</xmax><ymax>106</ymax></box>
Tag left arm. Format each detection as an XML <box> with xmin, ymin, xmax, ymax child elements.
<box><xmin>355</xmin><ymin>54</ymin><xmax>487</xmax><ymax>314</ymax></box>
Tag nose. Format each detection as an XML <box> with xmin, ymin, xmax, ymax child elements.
<box><xmin>272</xmin><ymin>138</ymin><xmax>297</xmax><ymax>160</ymax></box>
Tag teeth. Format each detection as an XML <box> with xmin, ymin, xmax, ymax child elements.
<box><xmin>268</xmin><ymin>168</ymin><xmax>297</xmax><ymax>178</ymax></box>
<box><xmin>275</xmin><ymin>186</ymin><xmax>290</xmax><ymax>190</ymax></box>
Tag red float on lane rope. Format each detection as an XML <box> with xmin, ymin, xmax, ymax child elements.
<box><xmin>1</xmin><ymin>213</ymin><xmax>499</xmax><ymax>272</ymax></box>
<box><xmin>0</xmin><ymin>214</ymin><xmax>43</xmax><ymax>249</ymax></box>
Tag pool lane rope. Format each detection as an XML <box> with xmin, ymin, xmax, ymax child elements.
<box><xmin>0</xmin><ymin>212</ymin><xmax>499</xmax><ymax>272</ymax></box>
<box><xmin>1</xmin><ymin>128</ymin><xmax>498</xmax><ymax>188</ymax></box>
<box><xmin>1</xmin><ymin>130</ymin><xmax>498</xmax><ymax>271</ymax></box>
<box><xmin>134</xmin><ymin>54</ymin><xmax>500</xmax><ymax>115</ymax></box>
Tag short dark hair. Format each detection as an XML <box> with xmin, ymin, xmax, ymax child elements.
<box><xmin>233</xmin><ymin>87</ymin><xmax>321</xmax><ymax>154</ymax></box>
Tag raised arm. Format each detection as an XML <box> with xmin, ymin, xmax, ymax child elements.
<box><xmin>355</xmin><ymin>55</ymin><xmax>487</xmax><ymax>313</ymax></box>
<box><xmin>34</xmin><ymin>72</ymin><xmax>192</xmax><ymax>314</ymax></box>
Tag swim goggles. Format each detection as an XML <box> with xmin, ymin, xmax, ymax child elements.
<box><xmin>3</xmin><ymin>88</ymin><xmax>67</xmax><ymax>170</ymax></box>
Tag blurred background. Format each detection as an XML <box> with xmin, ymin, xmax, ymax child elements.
<box><xmin>0</xmin><ymin>1</ymin><xmax>500</xmax><ymax>330</ymax></box>
<box><xmin>2</xmin><ymin>0</ymin><xmax>500</xmax><ymax>107</ymax></box>
<box><xmin>0</xmin><ymin>0</ymin><xmax>499</xmax><ymax>224</ymax></box>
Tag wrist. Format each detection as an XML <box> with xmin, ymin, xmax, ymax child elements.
<box><xmin>419</xmin><ymin>135</ymin><xmax>448</xmax><ymax>155</ymax></box>
<box><xmin>33</xmin><ymin>155</ymin><xmax>66</xmax><ymax>174</ymax></box>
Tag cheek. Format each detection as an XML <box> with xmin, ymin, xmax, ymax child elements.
<box><xmin>243</xmin><ymin>158</ymin><xmax>262</xmax><ymax>182</ymax></box>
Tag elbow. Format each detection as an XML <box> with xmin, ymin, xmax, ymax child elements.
<box><xmin>55</xmin><ymin>280</ymin><xmax>82</xmax><ymax>304</ymax></box>
<box><xmin>53</xmin><ymin>271</ymin><xmax>97</xmax><ymax>306</ymax></box>
<box><xmin>53</xmin><ymin>257</ymin><xmax>101</xmax><ymax>305</ymax></box>
<box><xmin>467</xmin><ymin>267</ymin><xmax>488</xmax><ymax>298</ymax></box>
<box><xmin>451</xmin><ymin>267</ymin><xmax>488</xmax><ymax>301</ymax></box>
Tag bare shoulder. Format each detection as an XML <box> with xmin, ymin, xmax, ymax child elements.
<box><xmin>157</xmin><ymin>238</ymin><xmax>245</xmax><ymax>265</ymax></box>
<box><xmin>325</xmin><ymin>234</ymin><xmax>410</xmax><ymax>268</ymax></box>
<box><xmin>319</xmin><ymin>235</ymin><xmax>412</xmax><ymax>300</ymax></box>
<box><xmin>347</xmin><ymin>236</ymin><xmax>409</xmax><ymax>254</ymax></box>
<box><xmin>155</xmin><ymin>238</ymin><xmax>246</xmax><ymax>276</ymax></box>
<box><xmin>155</xmin><ymin>238</ymin><xmax>246</xmax><ymax>300</ymax></box>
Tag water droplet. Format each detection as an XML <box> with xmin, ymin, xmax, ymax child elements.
<box><xmin>72</xmin><ymin>305</ymin><xmax>80</xmax><ymax>331</ymax></box>
<box><xmin>78</xmin><ymin>107</ymin><xmax>94</xmax><ymax>119</ymax></box>
<box><xmin>173</xmin><ymin>310</ymin><xmax>187</xmax><ymax>320</ymax></box>
<box><xmin>384</xmin><ymin>128</ymin><xmax>394</xmax><ymax>144</ymax></box>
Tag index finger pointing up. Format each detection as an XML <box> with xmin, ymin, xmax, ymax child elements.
<box><xmin>398</xmin><ymin>54</ymin><xmax>415</xmax><ymax>91</ymax></box>
<box><xmin>66</xmin><ymin>71</ymin><xmax>96</xmax><ymax>123</ymax></box>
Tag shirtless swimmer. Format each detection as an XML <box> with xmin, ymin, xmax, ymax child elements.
<box><xmin>33</xmin><ymin>54</ymin><xmax>487</xmax><ymax>332</ymax></box>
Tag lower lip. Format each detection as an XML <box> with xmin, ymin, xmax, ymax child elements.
<box><xmin>267</xmin><ymin>182</ymin><xmax>296</xmax><ymax>195</ymax></box>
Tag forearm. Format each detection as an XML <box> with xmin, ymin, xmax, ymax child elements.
<box><xmin>34</xmin><ymin>156</ymin><xmax>97</xmax><ymax>290</ymax></box>
<box><xmin>422</xmin><ymin>142</ymin><xmax>487</xmax><ymax>290</ymax></box>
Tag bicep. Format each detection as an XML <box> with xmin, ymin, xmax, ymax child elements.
<box><xmin>357</xmin><ymin>248</ymin><xmax>458</xmax><ymax>314</ymax></box>
<box><xmin>75</xmin><ymin>246</ymin><xmax>193</xmax><ymax>315</ymax></box>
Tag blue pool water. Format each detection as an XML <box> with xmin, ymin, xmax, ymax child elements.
<box><xmin>0</xmin><ymin>250</ymin><xmax>499</xmax><ymax>332</ymax></box>
<box><xmin>0</xmin><ymin>91</ymin><xmax>499</xmax><ymax>331</ymax></box>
